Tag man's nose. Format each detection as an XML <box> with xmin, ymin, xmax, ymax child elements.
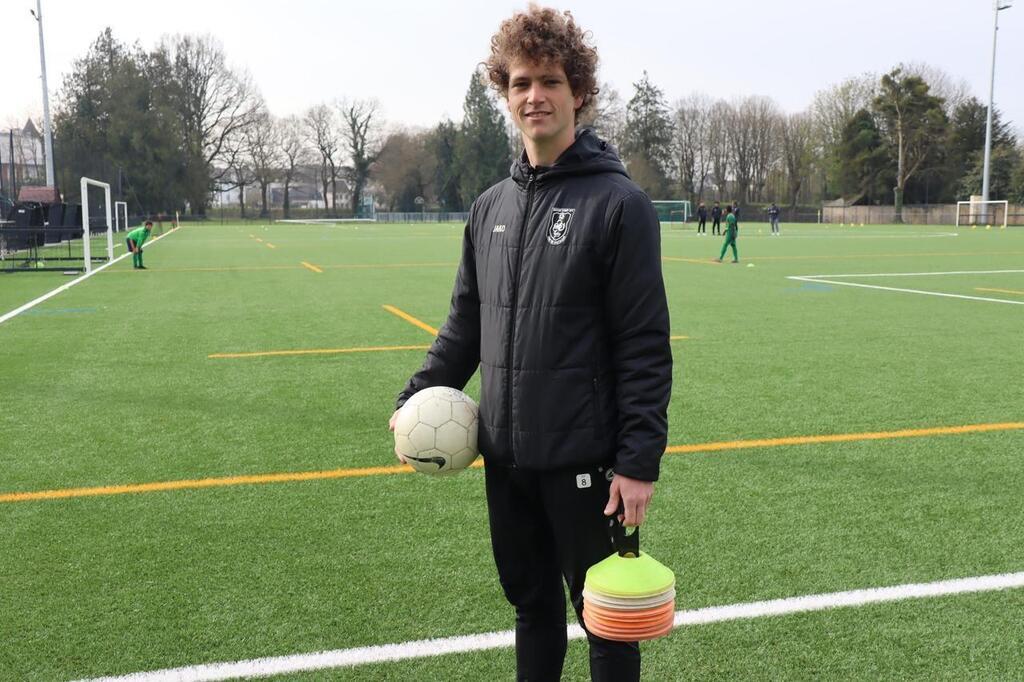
<box><xmin>527</xmin><ymin>82</ymin><xmax>545</xmax><ymax>104</ymax></box>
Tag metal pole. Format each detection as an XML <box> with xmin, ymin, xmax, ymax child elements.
<box><xmin>9</xmin><ymin>131</ymin><xmax>17</xmax><ymax>197</ymax></box>
<box><xmin>982</xmin><ymin>1</ymin><xmax>1012</xmax><ymax>203</ymax></box>
<box><xmin>32</xmin><ymin>0</ymin><xmax>56</xmax><ymax>188</ymax></box>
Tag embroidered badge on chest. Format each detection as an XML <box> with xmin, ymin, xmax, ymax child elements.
<box><xmin>547</xmin><ymin>208</ymin><xmax>575</xmax><ymax>245</ymax></box>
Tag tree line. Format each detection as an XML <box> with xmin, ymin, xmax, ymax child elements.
<box><xmin>52</xmin><ymin>29</ymin><xmax>1024</xmax><ymax>220</ymax></box>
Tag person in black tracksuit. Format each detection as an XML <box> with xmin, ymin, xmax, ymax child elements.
<box><xmin>710</xmin><ymin>201</ymin><xmax>722</xmax><ymax>235</ymax></box>
<box><xmin>389</xmin><ymin>9</ymin><xmax>672</xmax><ymax>681</ymax></box>
<box><xmin>696</xmin><ymin>202</ymin><xmax>707</xmax><ymax>234</ymax></box>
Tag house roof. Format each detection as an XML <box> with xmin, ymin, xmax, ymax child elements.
<box><xmin>17</xmin><ymin>186</ymin><xmax>61</xmax><ymax>204</ymax></box>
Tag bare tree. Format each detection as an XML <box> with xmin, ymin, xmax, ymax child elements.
<box><xmin>672</xmin><ymin>94</ymin><xmax>714</xmax><ymax>202</ymax></box>
<box><xmin>780</xmin><ymin>112</ymin><xmax>815</xmax><ymax>207</ymax></box>
<box><xmin>902</xmin><ymin>62</ymin><xmax>971</xmax><ymax>117</ymax></box>
<box><xmin>278</xmin><ymin>116</ymin><xmax>308</xmax><ymax>218</ymax></box>
<box><xmin>747</xmin><ymin>97</ymin><xmax>783</xmax><ymax>202</ymax></box>
<box><xmin>707</xmin><ymin>100</ymin><xmax>731</xmax><ymax>200</ymax></box>
<box><xmin>305</xmin><ymin>103</ymin><xmax>341</xmax><ymax>213</ymax></box>
<box><xmin>247</xmin><ymin>110</ymin><xmax>282</xmax><ymax>218</ymax></box>
<box><xmin>579</xmin><ymin>82</ymin><xmax>626</xmax><ymax>151</ymax></box>
<box><xmin>811</xmin><ymin>74</ymin><xmax>877</xmax><ymax>161</ymax></box>
<box><xmin>339</xmin><ymin>99</ymin><xmax>383</xmax><ymax>216</ymax></box>
<box><xmin>161</xmin><ymin>34</ymin><xmax>263</xmax><ymax>215</ymax></box>
<box><xmin>374</xmin><ymin>127</ymin><xmax>434</xmax><ymax>211</ymax></box>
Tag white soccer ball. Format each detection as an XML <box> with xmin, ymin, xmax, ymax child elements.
<box><xmin>394</xmin><ymin>386</ymin><xmax>479</xmax><ymax>475</ymax></box>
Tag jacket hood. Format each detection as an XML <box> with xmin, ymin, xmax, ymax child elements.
<box><xmin>511</xmin><ymin>128</ymin><xmax>628</xmax><ymax>186</ymax></box>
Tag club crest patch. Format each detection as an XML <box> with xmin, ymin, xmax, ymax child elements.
<box><xmin>547</xmin><ymin>208</ymin><xmax>575</xmax><ymax>245</ymax></box>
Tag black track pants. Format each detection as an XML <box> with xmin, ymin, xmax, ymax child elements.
<box><xmin>484</xmin><ymin>461</ymin><xmax>641</xmax><ymax>682</ymax></box>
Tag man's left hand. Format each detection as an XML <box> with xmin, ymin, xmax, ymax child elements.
<box><xmin>604</xmin><ymin>473</ymin><xmax>654</xmax><ymax>527</ymax></box>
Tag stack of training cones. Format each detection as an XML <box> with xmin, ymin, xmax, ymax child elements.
<box><xmin>582</xmin><ymin>519</ymin><xmax>675</xmax><ymax>642</ymax></box>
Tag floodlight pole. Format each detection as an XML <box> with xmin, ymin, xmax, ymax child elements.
<box><xmin>982</xmin><ymin>0</ymin><xmax>1012</xmax><ymax>203</ymax></box>
<box><xmin>31</xmin><ymin>0</ymin><xmax>56</xmax><ymax>188</ymax></box>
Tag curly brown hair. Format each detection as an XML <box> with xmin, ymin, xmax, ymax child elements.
<box><xmin>484</xmin><ymin>5</ymin><xmax>599</xmax><ymax>122</ymax></box>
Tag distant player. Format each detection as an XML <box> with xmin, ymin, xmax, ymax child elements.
<box><xmin>125</xmin><ymin>221</ymin><xmax>152</xmax><ymax>270</ymax></box>
<box><xmin>710</xmin><ymin>201</ymin><xmax>722</xmax><ymax>235</ymax></box>
<box><xmin>732</xmin><ymin>202</ymin><xmax>741</xmax><ymax>226</ymax></box>
<box><xmin>696</xmin><ymin>202</ymin><xmax>707</xmax><ymax>235</ymax></box>
<box><xmin>715</xmin><ymin>206</ymin><xmax>739</xmax><ymax>263</ymax></box>
<box><xmin>768</xmin><ymin>202</ymin><xmax>781</xmax><ymax>235</ymax></box>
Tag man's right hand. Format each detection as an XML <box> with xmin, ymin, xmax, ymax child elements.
<box><xmin>389</xmin><ymin>410</ymin><xmax>407</xmax><ymax>464</ymax></box>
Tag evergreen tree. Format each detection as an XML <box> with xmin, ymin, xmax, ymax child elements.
<box><xmin>836</xmin><ymin>109</ymin><xmax>889</xmax><ymax>204</ymax></box>
<box><xmin>621</xmin><ymin>72</ymin><xmax>673</xmax><ymax>196</ymax></box>
<box><xmin>54</xmin><ymin>28</ymin><xmax>185</xmax><ymax>213</ymax></box>
<box><xmin>430</xmin><ymin>119</ymin><xmax>463</xmax><ymax>211</ymax></box>
<box><xmin>872</xmin><ymin>68</ymin><xmax>948</xmax><ymax>220</ymax></box>
<box><xmin>455</xmin><ymin>71</ymin><xmax>510</xmax><ymax>208</ymax></box>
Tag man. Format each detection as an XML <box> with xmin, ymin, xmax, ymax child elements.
<box><xmin>732</xmin><ymin>202</ymin><xmax>741</xmax><ymax>226</ymax></box>
<box><xmin>696</xmin><ymin>201</ymin><xmax>707</xmax><ymax>235</ymax></box>
<box><xmin>710</xmin><ymin>200</ymin><xmax>722</xmax><ymax>235</ymax></box>
<box><xmin>715</xmin><ymin>205</ymin><xmax>739</xmax><ymax>263</ymax></box>
<box><xmin>389</xmin><ymin>7</ymin><xmax>671</xmax><ymax>681</ymax></box>
<box><xmin>768</xmin><ymin>201</ymin><xmax>781</xmax><ymax>235</ymax></box>
<box><xmin>125</xmin><ymin>221</ymin><xmax>153</xmax><ymax>269</ymax></box>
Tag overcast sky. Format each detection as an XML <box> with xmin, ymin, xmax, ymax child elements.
<box><xmin>5</xmin><ymin>0</ymin><xmax>1023</xmax><ymax>136</ymax></box>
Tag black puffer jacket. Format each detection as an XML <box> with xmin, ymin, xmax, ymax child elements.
<box><xmin>396</xmin><ymin>129</ymin><xmax>672</xmax><ymax>481</ymax></box>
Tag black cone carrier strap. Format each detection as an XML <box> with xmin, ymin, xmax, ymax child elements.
<box><xmin>607</xmin><ymin>512</ymin><xmax>640</xmax><ymax>558</ymax></box>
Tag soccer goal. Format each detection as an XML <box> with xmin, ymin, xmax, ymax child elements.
<box><xmin>956</xmin><ymin>199</ymin><xmax>1008</xmax><ymax>229</ymax></box>
<box><xmin>652</xmin><ymin>200</ymin><xmax>692</xmax><ymax>224</ymax></box>
<box><xmin>114</xmin><ymin>201</ymin><xmax>128</xmax><ymax>232</ymax></box>
<box><xmin>81</xmin><ymin>177</ymin><xmax>114</xmax><ymax>273</ymax></box>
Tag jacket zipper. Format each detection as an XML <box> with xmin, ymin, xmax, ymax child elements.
<box><xmin>507</xmin><ymin>171</ymin><xmax>535</xmax><ymax>466</ymax></box>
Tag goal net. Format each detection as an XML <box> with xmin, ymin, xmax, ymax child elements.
<box><xmin>956</xmin><ymin>199</ymin><xmax>1008</xmax><ymax>229</ymax></box>
<box><xmin>0</xmin><ymin>178</ymin><xmax>113</xmax><ymax>272</ymax></box>
<box><xmin>651</xmin><ymin>200</ymin><xmax>692</xmax><ymax>224</ymax></box>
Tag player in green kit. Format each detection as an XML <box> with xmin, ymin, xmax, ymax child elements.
<box><xmin>126</xmin><ymin>221</ymin><xmax>153</xmax><ymax>269</ymax></box>
<box><xmin>715</xmin><ymin>206</ymin><xmax>738</xmax><ymax>263</ymax></box>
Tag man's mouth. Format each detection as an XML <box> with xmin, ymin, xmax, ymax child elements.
<box><xmin>524</xmin><ymin>111</ymin><xmax>551</xmax><ymax>119</ymax></box>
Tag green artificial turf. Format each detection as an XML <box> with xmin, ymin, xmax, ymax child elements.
<box><xmin>0</xmin><ymin>221</ymin><xmax>1021</xmax><ymax>680</ymax></box>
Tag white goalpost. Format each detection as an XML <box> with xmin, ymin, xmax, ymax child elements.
<box><xmin>114</xmin><ymin>201</ymin><xmax>128</xmax><ymax>233</ymax></box>
<box><xmin>81</xmin><ymin>177</ymin><xmax>113</xmax><ymax>273</ymax></box>
<box><xmin>956</xmin><ymin>199</ymin><xmax>1009</xmax><ymax>229</ymax></box>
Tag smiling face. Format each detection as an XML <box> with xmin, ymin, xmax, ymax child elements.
<box><xmin>507</xmin><ymin>59</ymin><xmax>584</xmax><ymax>166</ymax></box>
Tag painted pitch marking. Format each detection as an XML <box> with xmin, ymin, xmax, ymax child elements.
<box><xmin>788</xmin><ymin>276</ymin><xmax>1024</xmax><ymax>306</ymax></box>
<box><xmin>265</xmin><ymin>243</ymin><xmax>277</xmax><ymax>249</ymax></box>
<box><xmin>300</xmin><ymin>261</ymin><xmax>323</xmax><ymax>274</ymax></box>
<box><xmin>382</xmin><ymin>304</ymin><xmax>438</xmax><ymax>336</ymax></box>
<box><xmin>664</xmin><ymin>422</ymin><xmax>1024</xmax><ymax>455</ymax></box>
<box><xmin>0</xmin><ymin>227</ymin><xmax>180</xmax><ymax>326</ymax></box>
<box><xmin>4</xmin><ymin>422</ymin><xmax>1022</xmax><ymax>504</ymax></box>
<box><xmin>976</xmin><ymin>287</ymin><xmax>1024</xmax><ymax>297</ymax></box>
<box><xmin>208</xmin><ymin>345</ymin><xmax>431</xmax><ymax>359</ymax></box>
<box><xmin>77</xmin><ymin>570</ymin><xmax>1024</xmax><ymax>680</ymax></box>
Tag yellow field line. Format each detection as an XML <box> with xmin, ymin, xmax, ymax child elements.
<box><xmin>208</xmin><ymin>345</ymin><xmax>431</xmax><ymax>359</ymax></box>
<box><xmin>976</xmin><ymin>287</ymin><xmax>1024</xmax><ymax>296</ymax></box>
<box><xmin>3</xmin><ymin>421</ymin><xmax>1021</xmax><ymax>504</ymax></box>
<box><xmin>323</xmin><ymin>262</ymin><xmax>455</xmax><ymax>270</ymax></box>
<box><xmin>382</xmin><ymin>304</ymin><xmax>438</xmax><ymax>336</ymax></box>
<box><xmin>102</xmin><ymin>265</ymin><xmax>303</xmax><ymax>274</ymax></box>
<box><xmin>670</xmin><ymin>335</ymin><xmax>688</xmax><ymax>340</ymax></box>
<box><xmin>665</xmin><ymin>422</ymin><xmax>1024</xmax><ymax>454</ymax></box>
<box><xmin>301</xmin><ymin>261</ymin><xmax>324</xmax><ymax>274</ymax></box>
<box><xmin>663</xmin><ymin>256</ymin><xmax>718</xmax><ymax>266</ymax></box>
<box><xmin>266</xmin><ymin>243</ymin><xmax>277</xmax><ymax>249</ymax></box>
<box><xmin>255</xmin><ymin>238</ymin><xmax>263</xmax><ymax>243</ymax></box>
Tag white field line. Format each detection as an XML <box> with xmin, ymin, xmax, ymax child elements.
<box><xmin>79</xmin><ymin>570</ymin><xmax>1024</xmax><ymax>682</ymax></box>
<box><xmin>794</xmin><ymin>269</ymin><xmax>1024</xmax><ymax>279</ymax></box>
<box><xmin>788</xmin><ymin>276</ymin><xmax>1024</xmax><ymax>306</ymax></box>
<box><xmin>0</xmin><ymin>227</ymin><xmax>179</xmax><ymax>326</ymax></box>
